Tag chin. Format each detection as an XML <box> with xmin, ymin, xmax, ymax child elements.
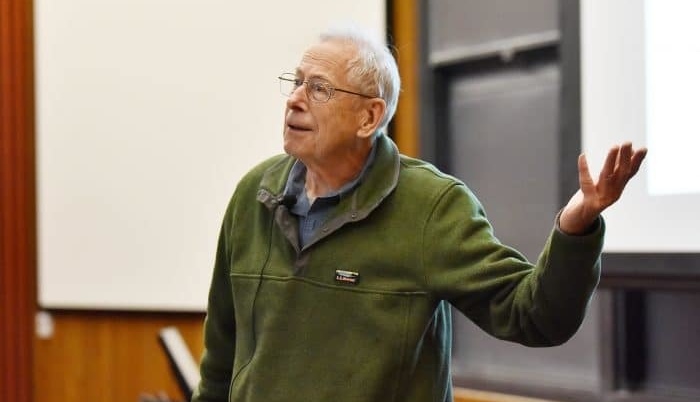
<box><xmin>283</xmin><ymin>131</ymin><xmax>311</xmax><ymax>157</ymax></box>
<box><xmin>282</xmin><ymin>138</ymin><xmax>301</xmax><ymax>158</ymax></box>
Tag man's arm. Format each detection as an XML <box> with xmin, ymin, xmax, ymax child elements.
<box><xmin>424</xmin><ymin>183</ymin><xmax>604</xmax><ymax>346</ymax></box>
<box><xmin>425</xmin><ymin>142</ymin><xmax>646</xmax><ymax>346</ymax></box>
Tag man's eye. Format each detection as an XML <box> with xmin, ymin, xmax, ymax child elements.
<box><xmin>310</xmin><ymin>82</ymin><xmax>327</xmax><ymax>93</ymax></box>
<box><xmin>293</xmin><ymin>79</ymin><xmax>304</xmax><ymax>88</ymax></box>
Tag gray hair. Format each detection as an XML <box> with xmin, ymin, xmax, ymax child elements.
<box><xmin>319</xmin><ymin>25</ymin><xmax>401</xmax><ymax>135</ymax></box>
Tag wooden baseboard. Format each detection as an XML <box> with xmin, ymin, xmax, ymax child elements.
<box><xmin>454</xmin><ymin>388</ymin><xmax>560</xmax><ymax>402</ymax></box>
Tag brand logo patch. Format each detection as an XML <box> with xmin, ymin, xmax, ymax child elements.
<box><xmin>335</xmin><ymin>270</ymin><xmax>360</xmax><ymax>285</ymax></box>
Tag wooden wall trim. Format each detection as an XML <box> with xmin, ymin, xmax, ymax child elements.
<box><xmin>391</xmin><ymin>0</ymin><xmax>420</xmax><ymax>157</ymax></box>
<box><xmin>454</xmin><ymin>388</ymin><xmax>560</xmax><ymax>402</ymax></box>
<box><xmin>0</xmin><ymin>0</ymin><xmax>36</xmax><ymax>401</ymax></box>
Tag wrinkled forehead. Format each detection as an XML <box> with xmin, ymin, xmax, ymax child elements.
<box><xmin>296</xmin><ymin>40</ymin><xmax>359</xmax><ymax>82</ymax></box>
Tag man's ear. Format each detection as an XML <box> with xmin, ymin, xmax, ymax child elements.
<box><xmin>357</xmin><ymin>98</ymin><xmax>387</xmax><ymax>139</ymax></box>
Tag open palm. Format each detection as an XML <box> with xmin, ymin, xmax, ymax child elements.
<box><xmin>560</xmin><ymin>142</ymin><xmax>648</xmax><ymax>235</ymax></box>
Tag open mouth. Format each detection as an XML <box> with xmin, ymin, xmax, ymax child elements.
<box><xmin>287</xmin><ymin>123</ymin><xmax>312</xmax><ymax>132</ymax></box>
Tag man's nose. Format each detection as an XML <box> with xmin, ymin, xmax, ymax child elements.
<box><xmin>286</xmin><ymin>83</ymin><xmax>308</xmax><ymax>109</ymax></box>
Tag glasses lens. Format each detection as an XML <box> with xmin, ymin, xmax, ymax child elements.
<box><xmin>278</xmin><ymin>74</ymin><xmax>332</xmax><ymax>102</ymax></box>
<box><xmin>279</xmin><ymin>74</ymin><xmax>297</xmax><ymax>96</ymax></box>
<box><xmin>307</xmin><ymin>80</ymin><xmax>331</xmax><ymax>102</ymax></box>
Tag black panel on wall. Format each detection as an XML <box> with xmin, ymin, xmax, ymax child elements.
<box><xmin>421</xmin><ymin>0</ymin><xmax>604</xmax><ymax>400</ymax></box>
<box><xmin>644</xmin><ymin>291</ymin><xmax>700</xmax><ymax>399</ymax></box>
<box><xmin>436</xmin><ymin>39</ymin><xmax>601</xmax><ymax>402</ymax></box>
<box><xmin>445</xmin><ymin>58</ymin><xmax>559</xmax><ymax>261</ymax></box>
<box><xmin>428</xmin><ymin>0</ymin><xmax>559</xmax><ymax>66</ymax></box>
<box><xmin>451</xmin><ymin>297</ymin><xmax>602</xmax><ymax>396</ymax></box>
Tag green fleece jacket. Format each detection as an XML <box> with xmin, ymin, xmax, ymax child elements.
<box><xmin>192</xmin><ymin>134</ymin><xmax>604</xmax><ymax>402</ymax></box>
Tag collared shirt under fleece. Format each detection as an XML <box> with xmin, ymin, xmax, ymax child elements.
<box><xmin>284</xmin><ymin>142</ymin><xmax>377</xmax><ymax>248</ymax></box>
<box><xmin>192</xmin><ymin>133</ymin><xmax>605</xmax><ymax>402</ymax></box>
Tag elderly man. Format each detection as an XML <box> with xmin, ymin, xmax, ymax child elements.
<box><xmin>192</xmin><ymin>27</ymin><xmax>646</xmax><ymax>402</ymax></box>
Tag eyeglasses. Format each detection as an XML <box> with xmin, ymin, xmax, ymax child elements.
<box><xmin>278</xmin><ymin>73</ymin><xmax>376</xmax><ymax>103</ymax></box>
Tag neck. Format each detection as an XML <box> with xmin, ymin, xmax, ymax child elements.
<box><xmin>304</xmin><ymin>143</ymin><xmax>372</xmax><ymax>200</ymax></box>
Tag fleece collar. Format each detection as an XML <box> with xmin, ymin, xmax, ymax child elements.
<box><xmin>255</xmin><ymin>133</ymin><xmax>401</xmax><ymax>225</ymax></box>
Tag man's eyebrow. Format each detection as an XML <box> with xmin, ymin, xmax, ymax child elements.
<box><xmin>293</xmin><ymin>69</ymin><xmax>332</xmax><ymax>82</ymax></box>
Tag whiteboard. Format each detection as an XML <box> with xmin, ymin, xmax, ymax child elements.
<box><xmin>35</xmin><ymin>0</ymin><xmax>386</xmax><ymax>311</ymax></box>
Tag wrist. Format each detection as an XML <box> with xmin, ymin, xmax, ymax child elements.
<box><xmin>558</xmin><ymin>210</ymin><xmax>600</xmax><ymax>236</ymax></box>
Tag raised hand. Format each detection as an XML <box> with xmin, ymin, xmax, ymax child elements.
<box><xmin>559</xmin><ymin>142</ymin><xmax>647</xmax><ymax>235</ymax></box>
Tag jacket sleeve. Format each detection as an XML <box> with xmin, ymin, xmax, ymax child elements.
<box><xmin>192</xmin><ymin>202</ymin><xmax>237</xmax><ymax>402</ymax></box>
<box><xmin>422</xmin><ymin>182</ymin><xmax>604</xmax><ymax>346</ymax></box>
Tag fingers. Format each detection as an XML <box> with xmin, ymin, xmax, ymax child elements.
<box><xmin>629</xmin><ymin>147</ymin><xmax>648</xmax><ymax>177</ymax></box>
<box><xmin>577</xmin><ymin>142</ymin><xmax>647</xmax><ymax>213</ymax></box>
<box><xmin>617</xmin><ymin>142</ymin><xmax>633</xmax><ymax>177</ymax></box>
<box><xmin>599</xmin><ymin>145</ymin><xmax>620</xmax><ymax>182</ymax></box>
<box><xmin>602</xmin><ymin>142</ymin><xmax>647</xmax><ymax>184</ymax></box>
<box><xmin>614</xmin><ymin>142</ymin><xmax>647</xmax><ymax>184</ymax></box>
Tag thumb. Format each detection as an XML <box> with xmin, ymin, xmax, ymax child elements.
<box><xmin>578</xmin><ymin>153</ymin><xmax>595</xmax><ymax>193</ymax></box>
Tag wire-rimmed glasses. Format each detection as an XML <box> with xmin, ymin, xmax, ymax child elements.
<box><xmin>278</xmin><ymin>73</ymin><xmax>376</xmax><ymax>103</ymax></box>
